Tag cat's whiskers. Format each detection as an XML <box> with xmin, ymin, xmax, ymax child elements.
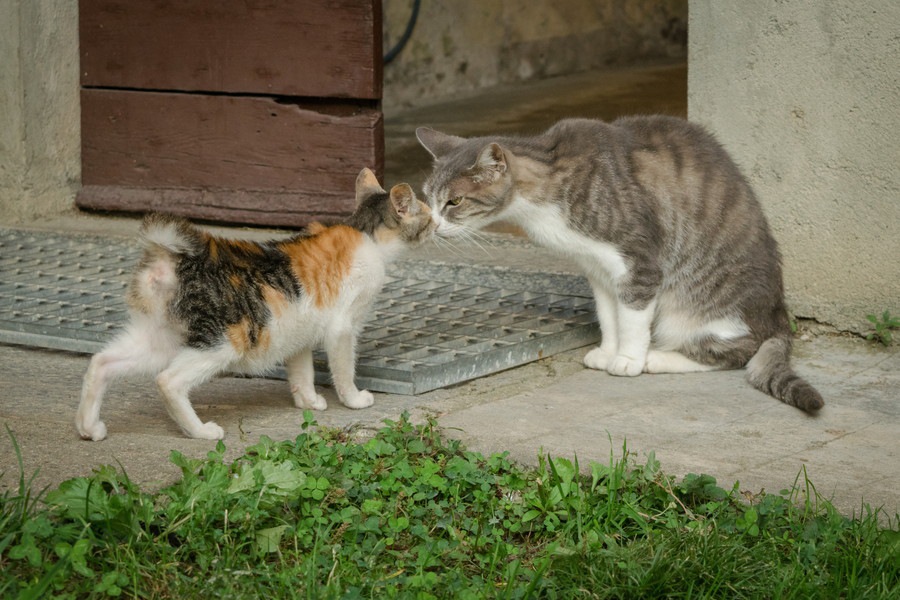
<box><xmin>431</xmin><ymin>234</ymin><xmax>467</xmax><ymax>259</ymax></box>
<box><xmin>462</xmin><ymin>226</ymin><xmax>496</xmax><ymax>248</ymax></box>
<box><xmin>453</xmin><ymin>224</ymin><xmax>494</xmax><ymax>257</ymax></box>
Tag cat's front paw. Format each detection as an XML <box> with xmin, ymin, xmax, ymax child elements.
<box><xmin>340</xmin><ymin>390</ymin><xmax>375</xmax><ymax>410</ymax></box>
<box><xmin>583</xmin><ymin>347</ymin><xmax>614</xmax><ymax>371</ymax></box>
<box><xmin>293</xmin><ymin>392</ymin><xmax>328</xmax><ymax>411</ymax></box>
<box><xmin>77</xmin><ymin>420</ymin><xmax>107</xmax><ymax>442</ymax></box>
<box><xmin>190</xmin><ymin>421</ymin><xmax>225</xmax><ymax>440</ymax></box>
<box><xmin>607</xmin><ymin>355</ymin><xmax>645</xmax><ymax>377</ymax></box>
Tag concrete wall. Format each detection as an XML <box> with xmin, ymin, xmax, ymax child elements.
<box><xmin>382</xmin><ymin>0</ymin><xmax>687</xmax><ymax>113</ymax></box>
<box><xmin>0</xmin><ymin>0</ymin><xmax>80</xmax><ymax>224</ymax></box>
<box><xmin>689</xmin><ymin>1</ymin><xmax>900</xmax><ymax>332</ymax></box>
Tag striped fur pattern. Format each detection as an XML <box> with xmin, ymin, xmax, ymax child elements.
<box><xmin>417</xmin><ymin>115</ymin><xmax>823</xmax><ymax>412</ymax></box>
<box><xmin>76</xmin><ymin>169</ymin><xmax>436</xmax><ymax>440</ymax></box>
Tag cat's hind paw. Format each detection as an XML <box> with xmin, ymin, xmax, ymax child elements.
<box><xmin>607</xmin><ymin>355</ymin><xmax>645</xmax><ymax>377</ymax></box>
<box><xmin>583</xmin><ymin>348</ymin><xmax>614</xmax><ymax>371</ymax></box>
<box><xmin>644</xmin><ymin>350</ymin><xmax>717</xmax><ymax>374</ymax></box>
<box><xmin>190</xmin><ymin>421</ymin><xmax>225</xmax><ymax>440</ymax></box>
<box><xmin>77</xmin><ymin>420</ymin><xmax>107</xmax><ymax>442</ymax></box>
<box><xmin>340</xmin><ymin>390</ymin><xmax>375</xmax><ymax>410</ymax></box>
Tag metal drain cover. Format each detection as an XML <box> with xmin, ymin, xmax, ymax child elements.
<box><xmin>0</xmin><ymin>228</ymin><xmax>599</xmax><ymax>394</ymax></box>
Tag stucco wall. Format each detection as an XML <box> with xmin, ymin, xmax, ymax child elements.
<box><xmin>688</xmin><ymin>1</ymin><xmax>900</xmax><ymax>332</ymax></box>
<box><xmin>0</xmin><ymin>0</ymin><xmax>80</xmax><ymax>223</ymax></box>
<box><xmin>382</xmin><ymin>0</ymin><xmax>687</xmax><ymax>113</ymax></box>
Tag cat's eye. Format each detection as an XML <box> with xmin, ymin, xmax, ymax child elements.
<box><xmin>447</xmin><ymin>196</ymin><xmax>464</xmax><ymax>207</ymax></box>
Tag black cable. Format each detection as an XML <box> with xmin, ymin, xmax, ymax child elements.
<box><xmin>383</xmin><ymin>0</ymin><xmax>420</xmax><ymax>65</ymax></box>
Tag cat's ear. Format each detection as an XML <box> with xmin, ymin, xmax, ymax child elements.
<box><xmin>389</xmin><ymin>183</ymin><xmax>419</xmax><ymax>218</ymax></box>
<box><xmin>416</xmin><ymin>127</ymin><xmax>465</xmax><ymax>159</ymax></box>
<box><xmin>471</xmin><ymin>143</ymin><xmax>508</xmax><ymax>183</ymax></box>
<box><xmin>355</xmin><ymin>168</ymin><xmax>386</xmax><ymax>206</ymax></box>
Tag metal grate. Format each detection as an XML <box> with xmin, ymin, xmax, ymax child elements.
<box><xmin>0</xmin><ymin>228</ymin><xmax>600</xmax><ymax>394</ymax></box>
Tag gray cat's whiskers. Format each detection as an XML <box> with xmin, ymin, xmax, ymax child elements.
<box><xmin>430</xmin><ymin>234</ymin><xmax>467</xmax><ymax>259</ymax></box>
<box><xmin>450</xmin><ymin>224</ymin><xmax>494</xmax><ymax>257</ymax></box>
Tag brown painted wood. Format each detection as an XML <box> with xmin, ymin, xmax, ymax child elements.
<box><xmin>76</xmin><ymin>187</ymin><xmax>356</xmax><ymax>226</ymax></box>
<box><xmin>79</xmin><ymin>0</ymin><xmax>382</xmax><ymax>99</ymax></box>
<box><xmin>77</xmin><ymin>89</ymin><xmax>383</xmax><ymax>226</ymax></box>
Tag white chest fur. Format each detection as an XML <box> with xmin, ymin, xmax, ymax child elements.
<box><xmin>504</xmin><ymin>195</ymin><xmax>628</xmax><ymax>284</ymax></box>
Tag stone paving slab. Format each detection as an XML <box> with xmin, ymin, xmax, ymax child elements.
<box><xmin>1</xmin><ymin>335</ymin><xmax>896</xmax><ymax>521</ymax></box>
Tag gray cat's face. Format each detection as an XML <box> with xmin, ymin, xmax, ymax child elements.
<box><xmin>416</xmin><ymin>128</ymin><xmax>514</xmax><ymax>237</ymax></box>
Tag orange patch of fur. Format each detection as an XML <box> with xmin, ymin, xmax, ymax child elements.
<box><xmin>279</xmin><ymin>224</ymin><xmax>363</xmax><ymax>308</ymax></box>
<box><xmin>226</xmin><ymin>318</ymin><xmax>251</xmax><ymax>353</ymax></box>
<box><xmin>262</xmin><ymin>285</ymin><xmax>288</xmax><ymax>318</ymax></box>
<box><xmin>204</xmin><ymin>234</ymin><xmax>263</xmax><ymax>263</ymax></box>
<box><xmin>307</xmin><ymin>222</ymin><xmax>327</xmax><ymax>235</ymax></box>
<box><xmin>207</xmin><ymin>237</ymin><xmax>219</xmax><ymax>261</ymax></box>
<box><xmin>226</xmin><ymin>317</ymin><xmax>271</xmax><ymax>355</ymax></box>
<box><xmin>228</xmin><ymin>239</ymin><xmax>265</xmax><ymax>255</ymax></box>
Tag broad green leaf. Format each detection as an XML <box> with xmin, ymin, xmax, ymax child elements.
<box><xmin>255</xmin><ymin>525</ymin><xmax>289</xmax><ymax>554</ymax></box>
<box><xmin>46</xmin><ymin>477</ymin><xmax>109</xmax><ymax>522</ymax></box>
<box><xmin>227</xmin><ymin>460</ymin><xmax>306</xmax><ymax>496</ymax></box>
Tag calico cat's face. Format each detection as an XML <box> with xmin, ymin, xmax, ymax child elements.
<box><xmin>415</xmin><ymin>128</ymin><xmax>514</xmax><ymax>237</ymax></box>
<box><xmin>353</xmin><ymin>168</ymin><xmax>437</xmax><ymax>246</ymax></box>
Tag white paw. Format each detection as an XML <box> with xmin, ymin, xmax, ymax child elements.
<box><xmin>643</xmin><ymin>350</ymin><xmax>666</xmax><ymax>373</ymax></box>
<box><xmin>608</xmin><ymin>355</ymin><xmax>645</xmax><ymax>377</ymax></box>
<box><xmin>294</xmin><ymin>392</ymin><xmax>328</xmax><ymax>411</ymax></box>
<box><xmin>191</xmin><ymin>421</ymin><xmax>225</xmax><ymax>440</ymax></box>
<box><xmin>583</xmin><ymin>347</ymin><xmax>613</xmax><ymax>371</ymax></box>
<box><xmin>78</xmin><ymin>420</ymin><xmax>107</xmax><ymax>442</ymax></box>
<box><xmin>644</xmin><ymin>350</ymin><xmax>716</xmax><ymax>374</ymax></box>
<box><xmin>340</xmin><ymin>390</ymin><xmax>375</xmax><ymax>410</ymax></box>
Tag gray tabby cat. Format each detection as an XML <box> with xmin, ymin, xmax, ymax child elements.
<box><xmin>416</xmin><ymin>115</ymin><xmax>823</xmax><ymax>411</ymax></box>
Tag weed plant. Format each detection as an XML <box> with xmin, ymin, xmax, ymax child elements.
<box><xmin>866</xmin><ymin>310</ymin><xmax>900</xmax><ymax>346</ymax></box>
<box><xmin>1</xmin><ymin>415</ymin><xmax>898</xmax><ymax>599</ymax></box>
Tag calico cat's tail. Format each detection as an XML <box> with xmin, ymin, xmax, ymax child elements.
<box><xmin>139</xmin><ymin>213</ymin><xmax>206</xmax><ymax>256</ymax></box>
<box><xmin>745</xmin><ymin>337</ymin><xmax>824</xmax><ymax>412</ymax></box>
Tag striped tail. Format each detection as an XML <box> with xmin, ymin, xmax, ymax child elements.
<box><xmin>746</xmin><ymin>337</ymin><xmax>824</xmax><ymax>412</ymax></box>
<box><xmin>139</xmin><ymin>213</ymin><xmax>206</xmax><ymax>257</ymax></box>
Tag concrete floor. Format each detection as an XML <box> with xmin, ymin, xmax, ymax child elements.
<box><xmin>2</xmin><ymin>60</ymin><xmax>898</xmax><ymax>519</ymax></box>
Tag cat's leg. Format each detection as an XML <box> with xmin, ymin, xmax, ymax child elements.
<box><xmin>678</xmin><ymin>333</ymin><xmax>758</xmax><ymax>371</ymax></box>
<box><xmin>583</xmin><ymin>281</ymin><xmax>619</xmax><ymax>371</ymax></box>
<box><xmin>649</xmin><ymin>315</ymin><xmax>756</xmax><ymax>373</ymax></box>
<box><xmin>285</xmin><ymin>348</ymin><xmax>327</xmax><ymax>410</ymax></box>
<box><xmin>156</xmin><ymin>347</ymin><xmax>230</xmax><ymax>440</ymax></box>
<box><xmin>644</xmin><ymin>350</ymin><xmax>719</xmax><ymax>373</ymax></box>
<box><xmin>324</xmin><ymin>328</ymin><xmax>374</xmax><ymax>409</ymax></box>
<box><xmin>77</xmin><ymin>322</ymin><xmax>176</xmax><ymax>441</ymax></box>
<box><xmin>607</xmin><ymin>300</ymin><xmax>657</xmax><ymax>377</ymax></box>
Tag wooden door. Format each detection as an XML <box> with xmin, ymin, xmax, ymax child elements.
<box><xmin>77</xmin><ymin>1</ymin><xmax>383</xmax><ymax>227</ymax></box>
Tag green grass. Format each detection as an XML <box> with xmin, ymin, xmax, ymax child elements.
<box><xmin>2</xmin><ymin>415</ymin><xmax>898</xmax><ymax>599</ymax></box>
<box><xmin>866</xmin><ymin>310</ymin><xmax>900</xmax><ymax>346</ymax></box>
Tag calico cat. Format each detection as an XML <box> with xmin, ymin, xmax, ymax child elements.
<box><xmin>76</xmin><ymin>169</ymin><xmax>436</xmax><ymax>441</ymax></box>
<box><xmin>416</xmin><ymin>115</ymin><xmax>824</xmax><ymax>411</ymax></box>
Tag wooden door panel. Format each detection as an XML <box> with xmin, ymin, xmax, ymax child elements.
<box><xmin>77</xmin><ymin>0</ymin><xmax>383</xmax><ymax>226</ymax></box>
<box><xmin>79</xmin><ymin>0</ymin><xmax>382</xmax><ymax>99</ymax></box>
<box><xmin>78</xmin><ymin>89</ymin><xmax>382</xmax><ymax>226</ymax></box>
